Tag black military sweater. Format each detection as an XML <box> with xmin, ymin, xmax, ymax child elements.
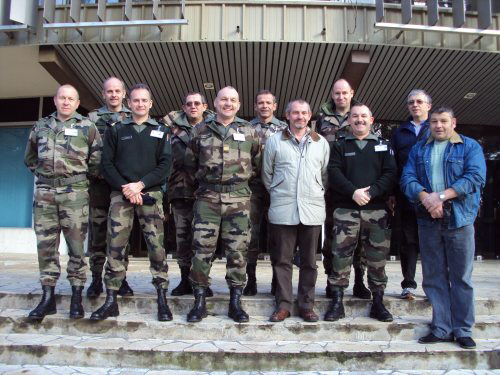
<box><xmin>102</xmin><ymin>117</ymin><xmax>171</xmax><ymax>192</ymax></box>
<box><xmin>328</xmin><ymin>134</ymin><xmax>396</xmax><ymax>210</ymax></box>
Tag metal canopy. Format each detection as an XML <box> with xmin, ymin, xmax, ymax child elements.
<box><xmin>55</xmin><ymin>41</ymin><xmax>500</xmax><ymax>126</ymax></box>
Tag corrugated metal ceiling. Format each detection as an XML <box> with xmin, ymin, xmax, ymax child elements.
<box><xmin>56</xmin><ymin>41</ymin><xmax>500</xmax><ymax>126</ymax></box>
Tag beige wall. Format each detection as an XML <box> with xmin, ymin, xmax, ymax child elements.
<box><xmin>0</xmin><ymin>45</ymin><xmax>59</xmax><ymax>99</ymax></box>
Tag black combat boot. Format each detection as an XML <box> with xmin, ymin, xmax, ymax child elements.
<box><xmin>228</xmin><ymin>287</ymin><xmax>249</xmax><ymax>323</ymax></box>
<box><xmin>90</xmin><ymin>289</ymin><xmax>119</xmax><ymax>321</ymax></box>
<box><xmin>243</xmin><ymin>263</ymin><xmax>257</xmax><ymax>296</ymax></box>
<box><xmin>324</xmin><ymin>289</ymin><xmax>345</xmax><ymax>321</ymax></box>
<box><xmin>187</xmin><ymin>288</ymin><xmax>207</xmax><ymax>323</ymax></box>
<box><xmin>28</xmin><ymin>285</ymin><xmax>56</xmax><ymax>322</ymax></box>
<box><xmin>369</xmin><ymin>290</ymin><xmax>393</xmax><ymax>322</ymax></box>
<box><xmin>86</xmin><ymin>272</ymin><xmax>103</xmax><ymax>298</ymax></box>
<box><xmin>117</xmin><ymin>277</ymin><xmax>134</xmax><ymax>297</ymax></box>
<box><xmin>171</xmin><ymin>266</ymin><xmax>193</xmax><ymax>296</ymax></box>
<box><xmin>352</xmin><ymin>267</ymin><xmax>371</xmax><ymax>300</ymax></box>
<box><xmin>69</xmin><ymin>286</ymin><xmax>84</xmax><ymax>319</ymax></box>
<box><xmin>156</xmin><ymin>287</ymin><xmax>173</xmax><ymax>321</ymax></box>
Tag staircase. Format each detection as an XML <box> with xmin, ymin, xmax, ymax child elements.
<box><xmin>0</xmin><ymin>256</ymin><xmax>498</xmax><ymax>372</ymax></box>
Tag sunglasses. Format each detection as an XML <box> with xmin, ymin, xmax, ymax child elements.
<box><xmin>185</xmin><ymin>101</ymin><xmax>203</xmax><ymax>107</ymax></box>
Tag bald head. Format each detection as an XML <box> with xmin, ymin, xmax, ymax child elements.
<box><xmin>214</xmin><ymin>86</ymin><xmax>241</xmax><ymax>125</ymax></box>
<box><xmin>54</xmin><ymin>84</ymin><xmax>80</xmax><ymax>121</ymax></box>
<box><xmin>331</xmin><ymin>79</ymin><xmax>354</xmax><ymax>115</ymax></box>
<box><xmin>102</xmin><ymin>77</ymin><xmax>126</xmax><ymax>112</ymax></box>
<box><xmin>56</xmin><ymin>84</ymin><xmax>79</xmax><ymax>100</ymax></box>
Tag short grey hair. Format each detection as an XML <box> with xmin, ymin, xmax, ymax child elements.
<box><xmin>407</xmin><ymin>89</ymin><xmax>432</xmax><ymax>104</ymax></box>
<box><xmin>285</xmin><ymin>99</ymin><xmax>311</xmax><ymax>114</ymax></box>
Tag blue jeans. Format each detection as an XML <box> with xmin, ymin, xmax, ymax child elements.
<box><xmin>418</xmin><ymin>221</ymin><xmax>475</xmax><ymax>339</ymax></box>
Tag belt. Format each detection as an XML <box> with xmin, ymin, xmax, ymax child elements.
<box><xmin>37</xmin><ymin>174</ymin><xmax>87</xmax><ymax>187</ymax></box>
<box><xmin>201</xmin><ymin>181</ymin><xmax>249</xmax><ymax>193</ymax></box>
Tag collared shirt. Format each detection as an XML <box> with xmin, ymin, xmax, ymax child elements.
<box><xmin>287</xmin><ymin>126</ymin><xmax>311</xmax><ymax>155</ymax></box>
<box><xmin>411</xmin><ymin>120</ymin><xmax>423</xmax><ymax>136</ymax></box>
<box><xmin>345</xmin><ymin>133</ymin><xmax>379</xmax><ymax>150</ymax></box>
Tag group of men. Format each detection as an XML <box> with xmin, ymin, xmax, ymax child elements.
<box><xmin>24</xmin><ymin>76</ymin><xmax>486</xmax><ymax>349</ymax></box>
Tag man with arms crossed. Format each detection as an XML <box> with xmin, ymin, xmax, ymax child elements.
<box><xmin>401</xmin><ymin>107</ymin><xmax>486</xmax><ymax>349</ymax></box>
<box><xmin>24</xmin><ymin>84</ymin><xmax>101</xmax><ymax>321</ymax></box>
<box><xmin>87</xmin><ymin>77</ymin><xmax>133</xmax><ymax>298</ymax></box>
<box><xmin>91</xmin><ymin>84</ymin><xmax>172</xmax><ymax>322</ymax></box>
<box><xmin>262</xmin><ymin>99</ymin><xmax>329</xmax><ymax>322</ymax></box>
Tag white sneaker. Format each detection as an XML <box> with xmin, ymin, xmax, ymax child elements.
<box><xmin>401</xmin><ymin>287</ymin><xmax>416</xmax><ymax>300</ymax></box>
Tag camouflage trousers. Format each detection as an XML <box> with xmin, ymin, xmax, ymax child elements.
<box><xmin>328</xmin><ymin>208</ymin><xmax>390</xmax><ymax>292</ymax></box>
<box><xmin>248</xmin><ymin>192</ymin><xmax>270</xmax><ymax>265</ymax></box>
<box><xmin>323</xmin><ymin>193</ymin><xmax>365</xmax><ymax>274</ymax></box>
<box><xmin>190</xmin><ymin>199</ymin><xmax>250</xmax><ymax>288</ymax></box>
<box><xmin>171</xmin><ymin>198</ymin><xmax>194</xmax><ymax>267</ymax></box>
<box><xmin>104</xmin><ymin>191</ymin><xmax>169</xmax><ymax>290</ymax></box>
<box><xmin>33</xmin><ymin>189</ymin><xmax>89</xmax><ymax>287</ymax></box>
<box><xmin>89</xmin><ymin>179</ymin><xmax>130</xmax><ymax>274</ymax></box>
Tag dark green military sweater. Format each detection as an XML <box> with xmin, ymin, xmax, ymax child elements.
<box><xmin>102</xmin><ymin>117</ymin><xmax>171</xmax><ymax>192</ymax></box>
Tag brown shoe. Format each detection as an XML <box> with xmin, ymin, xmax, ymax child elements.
<box><xmin>270</xmin><ymin>308</ymin><xmax>290</xmax><ymax>322</ymax></box>
<box><xmin>299</xmin><ymin>309</ymin><xmax>319</xmax><ymax>322</ymax></box>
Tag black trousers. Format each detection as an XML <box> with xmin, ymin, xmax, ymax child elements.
<box><xmin>270</xmin><ymin>223</ymin><xmax>321</xmax><ymax>311</ymax></box>
<box><xmin>398</xmin><ymin>205</ymin><xmax>419</xmax><ymax>290</ymax></box>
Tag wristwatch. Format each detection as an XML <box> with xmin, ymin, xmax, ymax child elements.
<box><xmin>439</xmin><ymin>192</ymin><xmax>446</xmax><ymax>201</ymax></box>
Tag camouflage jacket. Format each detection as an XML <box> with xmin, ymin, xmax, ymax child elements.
<box><xmin>185</xmin><ymin>116</ymin><xmax>261</xmax><ymax>204</ymax></box>
<box><xmin>315</xmin><ymin>98</ymin><xmax>360</xmax><ymax>143</ymax></box>
<box><xmin>249</xmin><ymin>116</ymin><xmax>287</xmax><ymax>195</ymax></box>
<box><xmin>316</xmin><ymin>98</ymin><xmax>387</xmax><ymax>141</ymax></box>
<box><xmin>88</xmin><ymin>105</ymin><xmax>131</xmax><ymax>137</ymax></box>
<box><xmin>163</xmin><ymin>109</ymin><xmax>215</xmax><ymax>202</ymax></box>
<box><xmin>24</xmin><ymin>112</ymin><xmax>102</xmax><ymax>193</ymax></box>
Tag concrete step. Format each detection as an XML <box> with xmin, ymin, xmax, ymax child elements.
<box><xmin>1</xmin><ymin>309</ymin><xmax>499</xmax><ymax>342</ymax></box>
<box><xmin>0</xmin><ymin>332</ymin><xmax>498</xmax><ymax>371</ymax></box>
<box><xmin>0</xmin><ymin>364</ymin><xmax>498</xmax><ymax>375</ymax></box>
<box><xmin>2</xmin><ymin>291</ymin><xmax>500</xmax><ymax>317</ymax></box>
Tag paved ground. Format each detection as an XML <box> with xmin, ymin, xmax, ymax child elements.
<box><xmin>0</xmin><ymin>253</ymin><xmax>498</xmax><ymax>300</ymax></box>
<box><xmin>0</xmin><ymin>365</ymin><xmax>498</xmax><ymax>375</ymax></box>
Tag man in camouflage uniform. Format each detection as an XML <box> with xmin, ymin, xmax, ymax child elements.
<box><xmin>244</xmin><ymin>90</ymin><xmax>287</xmax><ymax>296</ymax></box>
<box><xmin>86</xmin><ymin>77</ymin><xmax>133</xmax><ymax>299</ymax></box>
<box><xmin>185</xmin><ymin>86</ymin><xmax>261</xmax><ymax>323</ymax></box>
<box><xmin>90</xmin><ymin>84</ymin><xmax>172</xmax><ymax>322</ymax></box>
<box><xmin>326</xmin><ymin>103</ymin><xmax>396</xmax><ymax>322</ymax></box>
<box><xmin>316</xmin><ymin>79</ymin><xmax>371</xmax><ymax>300</ymax></box>
<box><xmin>162</xmin><ymin>92</ymin><xmax>215</xmax><ymax>297</ymax></box>
<box><xmin>24</xmin><ymin>84</ymin><xmax>102</xmax><ymax>322</ymax></box>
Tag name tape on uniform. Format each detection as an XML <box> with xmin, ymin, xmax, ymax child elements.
<box><xmin>64</xmin><ymin>128</ymin><xmax>78</xmax><ymax>137</ymax></box>
<box><xmin>233</xmin><ymin>133</ymin><xmax>245</xmax><ymax>141</ymax></box>
<box><xmin>374</xmin><ymin>144</ymin><xmax>388</xmax><ymax>152</ymax></box>
<box><xmin>150</xmin><ymin>130</ymin><xmax>164</xmax><ymax>139</ymax></box>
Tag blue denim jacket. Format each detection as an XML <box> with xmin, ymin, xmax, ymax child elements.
<box><xmin>400</xmin><ymin>131</ymin><xmax>486</xmax><ymax>229</ymax></box>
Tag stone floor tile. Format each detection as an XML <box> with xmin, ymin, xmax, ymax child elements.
<box><xmin>126</xmin><ymin>339</ymin><xmax>166</xmax><ymax>351</ymax></box>
<box><xmin>182</xmin><ymin>340</ymin><xmax>219</xmax><ymax>352</ymax></box>
<box><xmin>73</xmin><ymin>336</ymin><xmax>129</xmax><ymax>350</ymax></box>
<box><xmin>152</xmin><ymin>340</ymin><xmax>192</xmax><ymax>352</ymax></box>
<box><xmin>213</xmin><ymin>341</ymin><xmax>254</xmax><ymax>353</ymax></box>
<box><xmin>444</xmin><ymin>371</ymin><xmax>475</xmax><ymax>375</ymax></box>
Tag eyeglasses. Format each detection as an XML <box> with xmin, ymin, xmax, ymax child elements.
<box><xmin>408</xmin><ymin>99</ymin><xmax>426</xmax><ymax>105</ymax></box>
<box><xmin>185</xmin><ymin>101</ymin><xmax>203</xmax><ymax>107</ymax></box>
